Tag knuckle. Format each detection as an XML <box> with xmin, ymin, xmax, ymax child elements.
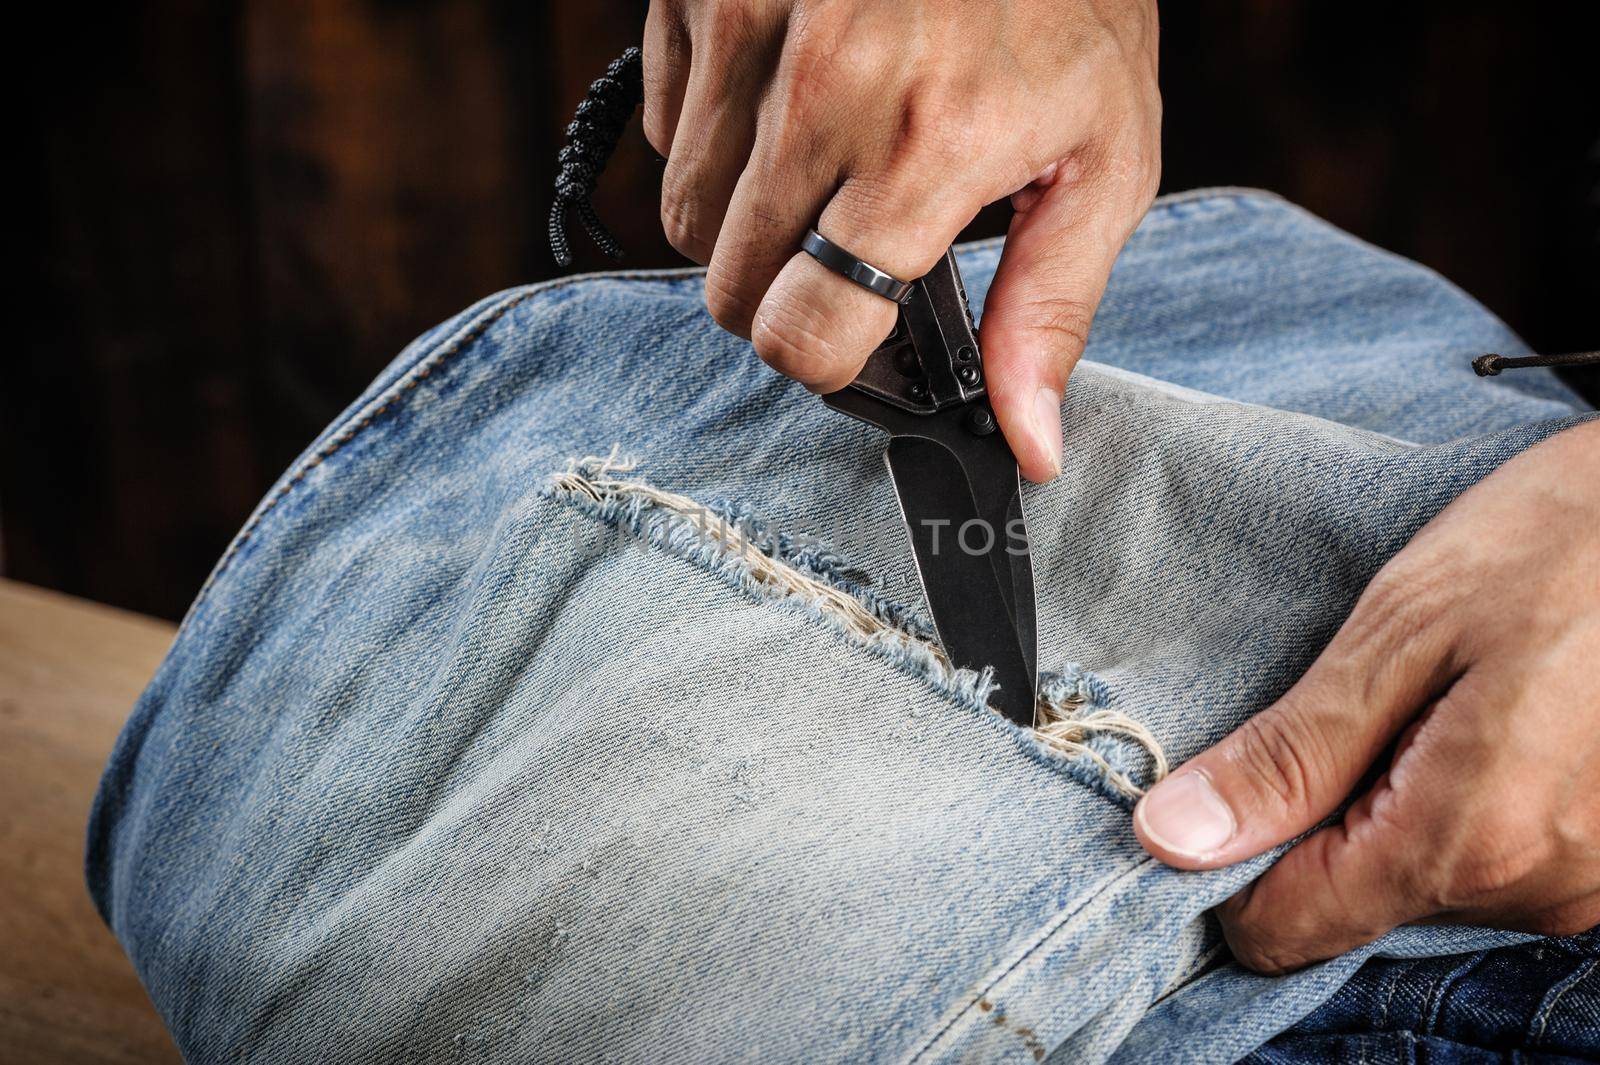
<box><xmin>696</xmin><ymin>0</ymin><xmax>749</xmax><ymax>34</ymax></box>
<box><xmin>642</xmin><ymin>101</ymin><xmax>674</xmax><ymax>157</ymax></box>
<box><xmin>1436</xmin><ymin>823</ymin><xmax>1549</xmax><ymax>908</ymax></box>
<box><xmin>1009</xmin><ymin>294</ymin><xmax>1097</xmax><ymax>355</ymax></box>
<box><xmin>1218</xmin><ymin>880</ymin><xmax>1340</xmax><ymax>976</ymax></box>
<box><xmin>762</xmin><ymin>14</ymin><xmax>898</xmax><ymax>164</ymax></box>
<box><xmin>1227</xmin><ymin>709</ymin><xmax>1328</xmax><ymax>820</ymax></box>
<box><xmin>1240</xmin><ymin>945</ymin><xmax>1313</xmax><ymax>977</ymax></box>
<box><xmin>692</xmin><ymin>0</ymin><xmax>771</xmax><ymax>71</ymax></box>
<box><xmin>891</xmin><ymin>87</ymin><xmax>977</xmax><ymax>163</ymax></box>
<box><xmin>1356</xmin><ymin>549</ymin><xmax>1462</xmax><ymax>647</ymax></box>
<box><xmin>703</xmin><ymin>270</ymin><xmax>757</xmax><ymax>336</ymax></box>
<box><xmin>1386</xmin><ymin>838</ymin><xmax>1448</xmax><ymax>906</ymax></box>
<box><xmin>1093</xmin><ymin>129</ymin><xmax>1163</xmax><ymax>221</ymax></box>
<box><xmin>1553</xmin><ymin>792</ymin><xmax>1600</xmax><ymax>852</ymax></box>
<box><xmin>1351</xmin><ymin>567</ymin><xmax>1432</xmax><ymax>641</ymax></box>
<box><xmin>757</xmin><ymin>79</ymin><xmax>828</xmax><ymax>164</ymax></box>
<box><xmin>1133</xmin><ymin>144</ymin><xmax>1162</xmax><ymax>208</ymax></box>
<box><xmin>1335</xmin><ymin>560</ymin><xmax>1459</xmax><ymax>697</ymax></box>
<box><xmin>1115</xmin><ymin>93</ymin><xmax>1164</xmax><ymax>212</ymax></box>
<box><xmin>779</xmin><ymin>36</ymin><xmax>837</xmax><ymax>104</ymax></box>
<box><xmin>659</xmin><ymin>175</ymin><xmax>715</xmax><ymax>261</ymax></box>
<box><xmin>1216</xmin><ymin>880</ymin><xmax>1351</xmax><ymax>976</ymax></box>
<box><xmin>1223</xmin><ymin>924</ymin><xmax>1313</xmax><ymax>976</ymax></box>
<box><xmin>779</xmin><ymin>10</ymin><xmax>872</xmax><ymax>109</ymax></box>
<box><xmin>751</xmin><ymin>298</ymin><xmax>848</xmax><ymax>383</ymax></box>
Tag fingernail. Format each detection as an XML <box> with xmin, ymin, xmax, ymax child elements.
<box><xmin>1032</xmin><ymin>386</ymin><xmax>1063</xmax><ymax>476</ymax></box>
<box><xmin>1136</xmin><ymin>770</ymin><xmax>1236</xmax><ymax>859</ymax></box>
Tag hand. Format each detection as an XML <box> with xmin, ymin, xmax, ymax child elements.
<box><xmin>1133</xmin><ymin>420</ymin><xmax>1600</xmax><ymax>974</ymax></box>
<box><xmin>643</xmin><ymin>0</ymin><xmax>1161</xmax><ymax>480</ymax></box>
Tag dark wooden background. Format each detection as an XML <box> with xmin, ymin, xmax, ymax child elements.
<box><xmin>12</xmin><ymin>1</ymin><xmax>1598</xmax><ymax>621</ymax></box>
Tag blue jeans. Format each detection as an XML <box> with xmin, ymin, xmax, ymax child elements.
<box><xmin>1257</xmin><ymin>930</ymin><xmax>1600</xmax><ymax>1063</ymax></box>
<box><xmin>87</xmin><ymin>188</ymin><xmax>1593</xmax><ymax>1063</ymax></box>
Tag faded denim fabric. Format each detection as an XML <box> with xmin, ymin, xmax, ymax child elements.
<box><xmin>87</xmin><ymin>188</ymin><xmax>1593</xmax><ymax>1064</ymax></box>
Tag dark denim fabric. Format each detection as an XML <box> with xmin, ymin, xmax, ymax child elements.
<box><xmin>1251</xmin><ymin>930</ymin><xmax>1600</xmax><ymax>1063</ymax></box>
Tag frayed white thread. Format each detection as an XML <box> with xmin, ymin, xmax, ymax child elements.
<box><xmin>1035</xmin><ymin>703</ymin><xmax>1170</xmax><ymax>799</ymax></box>
<box><xmin>548</xmin><ymin>449</ymin><xmax>1169</xmax><ymax>798</ymax></box>
<box><xmin>552</xmin><ymin>448</ymin><xmax>895</xmax><ymax>646</ymax></box>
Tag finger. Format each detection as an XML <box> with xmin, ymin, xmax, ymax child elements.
<box><xmin>744</xmin><ymin>172</ymin><xmax>987</xmax><ymax>391</ymax></box>
<box><xmin>1134</xmin><ymin>566</ymin><xmax>1461</xmax><ymax>868</ymax></box>
<box><xmin>1215</xmin><ymin>771</ymin><xmax>1437</xmax><ymax>974</ymax></box>
<box><xmin>697</xmin><ymin>113</ymin><xmax>836</xmax><ymax>339</ymax></box>
<box><xmin>1226</xmin><ymin>655</ymin><xmax>1600</xmax><ymax>973</ymax></box>
<box><xmin>642</xmin><ymin>3</ymin><xmax>691</xmax><ymax>156</ymax></box>
<box><xmin>657</xmin><ymin>6</ymin><xmax>784</xmax><ymax>265</ymax></box>
<box><xmin>1217</xmin><ymin>702</ymin><xmax>1595</xmax><ymax>974</ymax></box>
<box><xmin>705</xmin><ymin>21</ymin><xmax>997</xmax><ymax>357</ymax></box>
<box><xmin>980</xmin><ymin>147</ymin><xmax>1153</xmax><ymax>482</ymax></box>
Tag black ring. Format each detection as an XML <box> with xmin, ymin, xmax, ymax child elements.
<box><xmin>800</xmin><ymin>229</ymin><xmax>915</xmax><ymax>304</ymax></box>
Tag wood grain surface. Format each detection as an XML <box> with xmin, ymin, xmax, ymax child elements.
<box><xmin>0</xmin><ymin>580</ymin><xmax>181</xmax><ymax>1063</ymax></box>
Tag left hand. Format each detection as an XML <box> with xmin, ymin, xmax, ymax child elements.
<box><xmin>1133</xmin><ymin>419</ymin><xmax>1600</xmax><ymax>974</ymax></box>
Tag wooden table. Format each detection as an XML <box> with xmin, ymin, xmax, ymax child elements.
<box><xmin>0</xmin><ymin>579</ymin><xmax>182</xmax><ymax>1063</ymax></box>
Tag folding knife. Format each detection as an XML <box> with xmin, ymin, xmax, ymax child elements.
<box><xmin>823</xmin><ymin>249</ymin><xmax>1039</xmax><ymax>726</ymax></box>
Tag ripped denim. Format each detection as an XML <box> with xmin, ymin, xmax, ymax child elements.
<box><xmin>87</xmin><ymin>189</ymin><xmax>1594</xmax><ymax>1064</ymax></box>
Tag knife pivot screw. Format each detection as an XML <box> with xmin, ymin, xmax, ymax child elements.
<box><xmin>956</xmin><ymin>364</ymin><xmax>981</xmax><ymax>387</ymax></box>
<box><xmin>965</xmin><ymin>405</ymin><xmax>997</xmax><ymax>435</ymax></box>
<box><xmin>955</xmin><ymin>344</ymin><xmax>976</xmax><ymax>363</ymax></box>
<box><xmin>909</xmin><ymin>380</ymin><xmax>929</xmax><ymax>401</ymax></box>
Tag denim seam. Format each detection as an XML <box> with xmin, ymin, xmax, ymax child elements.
<box><xmin>1378</xmin><ymin>959</ymin><xmax>1408</xmax><ymax>1030</ymax></box>
<box><xmin>180</xmin><ymin>266</ymin><xmax>724</xmax><ymax>635</ymax></box>
<box><xmin>905</xmin><ymin>854</ymin><xmax>1158</xmax><ymax>1063</ymax></box>
<box><xmin>173</xmin><ymin>185</ymin><xmax>1281</xmax><ymax>643</ymax></box>
<box><xmin>1528</xmin><ymin>957</ymin><xmax>1596</xmax><ymax>1047</ymax></box>
<box><xmin>1151</xmin><ymin>938</ymin><xmax>1228</xmax><ymax>1008</ymax></box>
<box><xmin>181</xmin><ymin>289</ymin><xmax>536</xmax><ymax>633</ymax></box>
<box><xmin>1419</xmin><ymin>952</ymin><xmax>1485</xmax><ymax>1035</ymax></box>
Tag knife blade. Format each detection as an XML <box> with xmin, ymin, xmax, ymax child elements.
<box><xmin>886</xmin><ymin>435</ymin><xmax>1036</xmax><ymax>725</ymax></box>
<box><xmin>823</xmin><ymin>247</ymin><xmax>1039</xmax><ymax>726</ymax></box>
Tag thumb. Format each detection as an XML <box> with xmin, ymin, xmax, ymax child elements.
<box><xmin>1133</xmin><ymin>580</ymin><xmax>1455</xmax><ymax>869</ymax></box>
<box><xmin>979</xmin><ymin>163</ymin><xmax>1138</xmax><ymax>483</ymax></box>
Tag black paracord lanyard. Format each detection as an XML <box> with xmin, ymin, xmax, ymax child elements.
<box><xmin>548</xmin><ymin>48</ymin><xmax>643</xmax><ymax>268</ymax></box>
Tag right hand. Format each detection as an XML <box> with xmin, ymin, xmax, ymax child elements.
<box><xmin>643</xmin><ymin>0</ymin><xmax>1162</xmax><ymax>482</ymax></box>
